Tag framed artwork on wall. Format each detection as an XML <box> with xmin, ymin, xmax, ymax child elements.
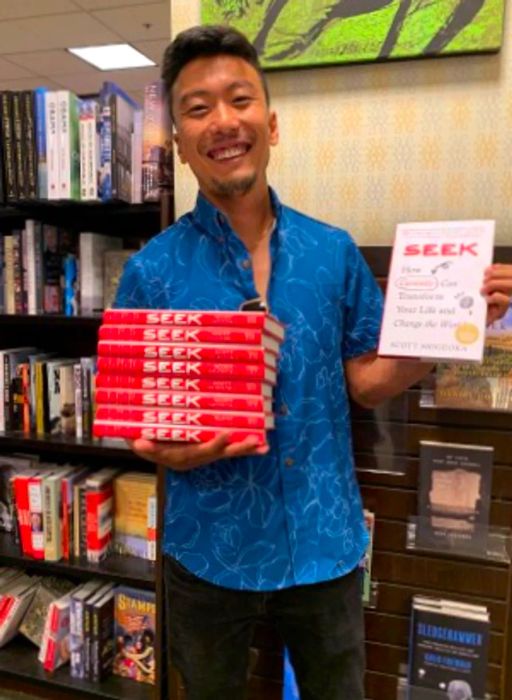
<box><xmin>200</xmin><ymin>0</ymin><xmax>505</xmax><ymax>70</ymax></box>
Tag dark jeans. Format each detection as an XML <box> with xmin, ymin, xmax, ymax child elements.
<box><xmin>163</xmin><ymin>556</ymin><xmax>365</xmax><ymax>700</ymax></box>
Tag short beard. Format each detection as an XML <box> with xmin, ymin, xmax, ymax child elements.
<box><xmin>211</xmin><ymin>174</ymin><xmax>257</xmax><ymax>198</ymax></box>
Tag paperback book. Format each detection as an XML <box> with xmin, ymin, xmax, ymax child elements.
<box><xmin>378</xmin><ymin>220</ymin><xmax>495</xmax><ymax>362</ymax></box>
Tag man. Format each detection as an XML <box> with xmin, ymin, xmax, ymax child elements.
<box><xmin>114</xmin><ymin>25</ymin><xmax>512</xmax><ymax>700</ymax></box>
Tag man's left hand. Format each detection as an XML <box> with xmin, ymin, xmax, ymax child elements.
<box><xmin>482</xmin><ymin>264</ymin><xmax>512</xmax><ymax>325</ymax></box>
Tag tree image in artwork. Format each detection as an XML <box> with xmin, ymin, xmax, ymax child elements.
<box><xmin>201</xmin><ymin>0</ymin><xmax>504</xmax><ymax>69</ymax></box>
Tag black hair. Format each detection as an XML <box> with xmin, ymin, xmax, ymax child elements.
<box><xmin>161</xmin><ymin>24</ymin><xmax>270</xmax><ymax>110</ymax></box>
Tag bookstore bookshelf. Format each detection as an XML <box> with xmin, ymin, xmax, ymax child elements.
<box><xmin>0</xmin><ymin>194</ymin><xmax>171</xmax><ymax>700</ymax></box>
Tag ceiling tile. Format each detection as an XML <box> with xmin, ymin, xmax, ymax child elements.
<box><xmin>0</xmin><ymin>76</ymin><xmax>63</xmax><ymax>91</ymax></box>
<box><xmin>56</xmin><ymin>65</ymin><xmax>161</xmax><ymax>98</ymax></box>
<box><xmin>0</xmin><ymin>0</ymin><xmax>78</xmax><ymax>20</ymax></box>
<box><xmin>5</xmin><ymin>49</ymin><xmax>97</xmax><ymax>76</ymax></box>
<box><xmin>74</xmin><ymin>0</ymin><xmax>154</xmax><ymax>8</ymax></box>
<box><xmin>0</xmin><ymin>57</ymin><xmax>33</xmax><ymax>80</ymax></box>
<box><xmin>0</xmin><ymin>14</ymin><xmax>121</xmax><ymax>54</ymax></box>
<box><xmin>92</xmin><ymin>2</ymin><xmax>169</xmax><ymax>42</ymax></box>
<box><xmin>132</xmin><ymin>38</ymin><xmax>169</xmax><ymax>65</ymax></box>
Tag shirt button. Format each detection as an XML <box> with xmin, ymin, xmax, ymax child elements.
<box><xmin>279</xmin><ymin>404</ymin><xmax>288</xmax><ymax>416</ymax></box>
<box><xmin>284</xmin><ymin>457</ymin><xmax>294</xmax><ymax>468</ymax></box>
<box><xmin>241</xmin><ymin>259</ymin><xmax>251</xmax><ymax>270</ymax></box>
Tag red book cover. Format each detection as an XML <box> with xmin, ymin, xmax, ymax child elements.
<box><xmin>96</xmin><ymin>358</ymin><xmax>276</xmax><ymax>384</ymax></box>
<box><xmin>98</xmin><ymin>324</ymin><xmax>281</xmax><ymax>352</ymax></box>
<box><xmin>102</xmin><ymin>309</ymin><xmax>285</xmax><ymax>340</ymax></box>
<box><xmin>13</xmin><ymin>475</ymin><xmax>33</xmax><ymax>556</ymax></box>
<box><xmin>95</xmin><ymin>374</ymin><xmax>273</xmax><ymax>396</ymax></box>
<box><xmin>93</xmin><ymin>420</ymin><xmax>267</xmax><ymax>446</ymax></box>
<box><xmin>86</xmin><ymin>484</ymin><xmax>114</xmax><ymax>563</ymax></box>
<box><xmin>95</xmin><ymin>405</ymin><xmax>274</xmax><ymax>429</ymax></box>
<box><xmin>61</xmin><ymin>478</ymin><xmax>70</xmax><ymax>561</ymax></box>
<box><xmin>95</xmin><ymin>388</ymin><xmax>272</xmax><ymax>413</ymax></box>
<box><xmin>0</xmin><ymin>596</ymin><xmax>14</xmax><ymax>627</ymax></box>
<box><xmin>43</xmin><ymin>636</ymin><xmax>57</xmax><ymax>671</ymax></box>
<box><xmin>97</xmin><ymin>341</ymin><xmax>277</xmax><ymax>367</ymax></box>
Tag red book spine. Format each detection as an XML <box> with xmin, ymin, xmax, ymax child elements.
<box><xmin>97</xmin><ymin>341</ymin><xmax>276</xmax><ymax>365</ymax></box>
<box><xmin>95</xmin><ymin>406</ymin><xmax>272</xmax><ymax>429</ymax></box>
<box><xmin>96</xmin><ymin>358</ymin><xmax>276</xmax><ymax>383</ymax></box>
<box><xmin>95</xmin><ymin>388</ymin><xmax>270</xmax><ymax>412</ymax></box>
<box><xmin>102</xmin><ymin>309</ymin><xmax>280</xmax><ymax>331</ymax></box>
<box><xmin>95</xmin><ymin>374</ymin><xmax>272</xmax><ymax>396</ymax></box>
<box><xmin>44</xmin><ymin>637</ymin><xmax>57</xmax><ymax>671</ymax></box>
<box><xmin>13</xmin><ymin>476</ymin><xmax>32</xmax><ymax>556</ymax></box>
<box><xmin>93</xmin><ymin>420</ymin><xmax>267</xmax><ymax>445</ymax></box>
<box><xmin>86</xmin><ymin>485</ymin><xmax>113</xmax><ymax>562</ymax></box>
<box><xmin>98</xmin><ymin>324</ymin><xmax>271</xmax><ymax>345</ymax></box>
<box><xmin>0</xmin><ymin>596</ymin><xmax>14</xmax><ymax>627</ymax></box>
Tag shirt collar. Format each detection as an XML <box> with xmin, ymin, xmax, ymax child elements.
<box><xmin>191</xmin><ymin>187</ymin><xmax>283</xmax><ymax>242</ymax></box>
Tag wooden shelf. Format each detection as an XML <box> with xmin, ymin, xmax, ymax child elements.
<box><xmin>0</xmin><ymin>431</ymin><xmax>135</xmax><ymax>459</ymax></box>
<box><xmin>0</xmin><ymin>533</ymin><xmax>155</xmax><ymax>589</ymax></box>
<box><xmin>0</xmin><ymin>313</ymin><xmax>102</xmax><ymax>328</ymax></box>
<box><xmin>0</xmin><ymin>636</ymin><xmax>154</xmax><ymax>700</ymax></box>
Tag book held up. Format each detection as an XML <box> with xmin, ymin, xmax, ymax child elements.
<box><xmin>378</xmin><ymin>220</ymin><xmax>495</xmax><ymax>362</ymax></box>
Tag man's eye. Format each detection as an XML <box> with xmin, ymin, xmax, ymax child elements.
<box><xmin>233</xmin><ymin>96</ymin><xmax>251</xmax><ymax>106</ymax></box>
<box><xmin>187</xmin><ymin>104</ymin><xmax>208</xmax><ymax>116</ymax></box>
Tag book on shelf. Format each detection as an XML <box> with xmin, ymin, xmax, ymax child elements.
<box><xmin>113</xmin><ymin>585</ymin><xmax>156</xmax><ymax>686</ymax></box>
<box><xmin>69</xmin><ymin>578</ymin><xmax>104</xmax><ymax>679</ymax></box>
<box><xmin>79</xmin><ymin>232</ymin><xmax>122</xmax><ymax>315</ymax></box>
<box><xmin>433</xmin><ymin>302</ymin><xmax>512</xmax><ymax>412</ymax></box>
<box><xmin>20</xmin><ymin>576</ymin><xmax>75</xmax><ymax>648</ymax></box>
<box><xmin>378</xmin><ymin>220</ymin><xmax>495</xmax><ymax>362</ymax></box>
<box><xmin>103</xmin><ymin>250</ymin><xmax>137</xmax><ymax>310</ymax></box>
<box><xmin>0</xmin><ymin>454</ymin><xmax>38</xmax><ymax>534</ymax></box>
<box><xmin>142</xmin><ymin>80</ymin><xmax>173</xmax><ymax>203</ymax></box>
<box><xmin>38</xmin><ymin>590</ymin><xmax>74</xmax><ymax>671</ymax></box>
<box><xmin>416</xmin><ymin>441</ymin><xmax>493</xmax><ymax>552</ymax></box>
<box><xmin>85</xmin><ymin>467</ymin><xmax>120</xmax><ymax>564</ymax></box>
<box><xmin>113</xmin><ymin>472</ymin><xmax>156</xmax><ymax>560</ymax></box>
<box><xmin>408</xmin><ymin>595</ymin><xmax>490</xmax><ymax>698</ymax></box>
<box><xmin>0</xmin><ymin>574</ymin><xmax>40</xmax><ymax>648</ymax></box>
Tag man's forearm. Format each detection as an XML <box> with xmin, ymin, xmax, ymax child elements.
<box><xmin>346</xmin><ymin>353</ymin><xmax>435</xmax><ymax>408</ymax></box>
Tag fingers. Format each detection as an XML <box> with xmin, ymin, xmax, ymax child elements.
<box><xmin>126</xmin><ymin>433</ymin><xmax>267</xmax><ymax>471</ymax></box>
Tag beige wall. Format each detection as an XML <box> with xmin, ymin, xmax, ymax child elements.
<box><xmin>170</xmin><ymin>1</ymin><xmax>512</xmax><ymax>245</ymax></box>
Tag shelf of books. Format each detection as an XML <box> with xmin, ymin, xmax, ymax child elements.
<box><xmin>0</xmin><ymin>636</ymin><xmax>153</xmax><ymax>700</ymax></box>
<box><xmin>0</xmin><ymin>78</ymin><xmax>172</xmax><ymax>699</ymax></box>
<box><xmin>355</xmin><ymin>246</ymin><xmax>512</xmax><ymax>700</ymax></box>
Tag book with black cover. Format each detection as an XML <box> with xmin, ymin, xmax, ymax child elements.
<box><xmin>417</xmin><ymin>441</ymin><xmax>493</xmax><ymax>552</ymax></box>
<box><xmin>408</xmin><ymin>596</ymin><xmax>490</xmax><ymax>698</ymax></box>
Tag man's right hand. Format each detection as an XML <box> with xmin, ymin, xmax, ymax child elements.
<box><xmin>126</xmin><ymin>433</ymin><xmax>269</xmax><ymax>472</ymax></box>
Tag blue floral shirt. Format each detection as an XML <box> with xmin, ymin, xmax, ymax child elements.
<box><xmin>115</xmin><ymin>189</ymin><xmax>383</xmax><ymax>591</ymax></box>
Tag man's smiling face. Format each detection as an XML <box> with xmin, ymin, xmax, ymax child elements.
<box><xmin>172</xmin><ymin>54</ymin><xmax>278</xmax><ymax>201</ymax></box>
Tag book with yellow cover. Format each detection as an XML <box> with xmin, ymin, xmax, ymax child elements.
<box><xmin>113</xmin><ymin>472</ymin><xmax>156</xmax><ymax>559</ymax></box>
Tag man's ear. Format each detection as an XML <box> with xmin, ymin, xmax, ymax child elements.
<box><xmin>269</xmin><ymin>110</ymin><xmax>279</xmax><ymax>147</ymax></box>
<box><xmin>173</xmin><ymin>132</ymin><xmax>187</xmax><ymax>165</ymax></box>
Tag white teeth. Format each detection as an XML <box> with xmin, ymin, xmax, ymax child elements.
<box><xmin>212</xmin><ymin>145</ymin><xmax>246</xmax><ymax>161</ymax></box>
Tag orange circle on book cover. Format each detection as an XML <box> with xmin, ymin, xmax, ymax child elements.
<box><xmin>455</xmin><ymin>322</ymin><xmax>479</xmax><ymax>345</ymax></box>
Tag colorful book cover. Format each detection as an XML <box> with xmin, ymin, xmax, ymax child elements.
<box><xmin>113</xmin><ymin>586</ymin><xmax>156</xmax><ymax>685</ymax></box>
<box><xmin>434</xmin><ymin>302</ymin><xmax>512</xmax><ymax>412</ymax></box>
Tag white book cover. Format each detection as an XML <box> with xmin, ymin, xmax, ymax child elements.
<box><xmin>45</xmin><ymin>91</ymin><xmax>60</xmax><ymax>200</ymax></box>
<box><xmin>378</xmin><ymin>220</ymin><xmax>495</xmax><ymax>363</ymax></box>
<box><xmin>57</xmin><ymin>91</ymin><xmax>71</xmax><ymax>199</ymax></box>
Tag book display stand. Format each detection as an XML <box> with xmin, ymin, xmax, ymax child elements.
<box><xmin>406</xmin><ymin>517</ymin><xmax>511</xmax><ymax>564</ymax></box>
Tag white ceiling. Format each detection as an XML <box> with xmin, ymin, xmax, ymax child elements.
<box><xmin>0</xmin><ymin>0</ymin><xmax>170</xmax><ymax>105</ymax></box>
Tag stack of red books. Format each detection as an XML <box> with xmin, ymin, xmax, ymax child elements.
<box><xmin>92</xmin><ymin>309</ymin><xmax>285</xmax><ymax>446</ymax></box>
